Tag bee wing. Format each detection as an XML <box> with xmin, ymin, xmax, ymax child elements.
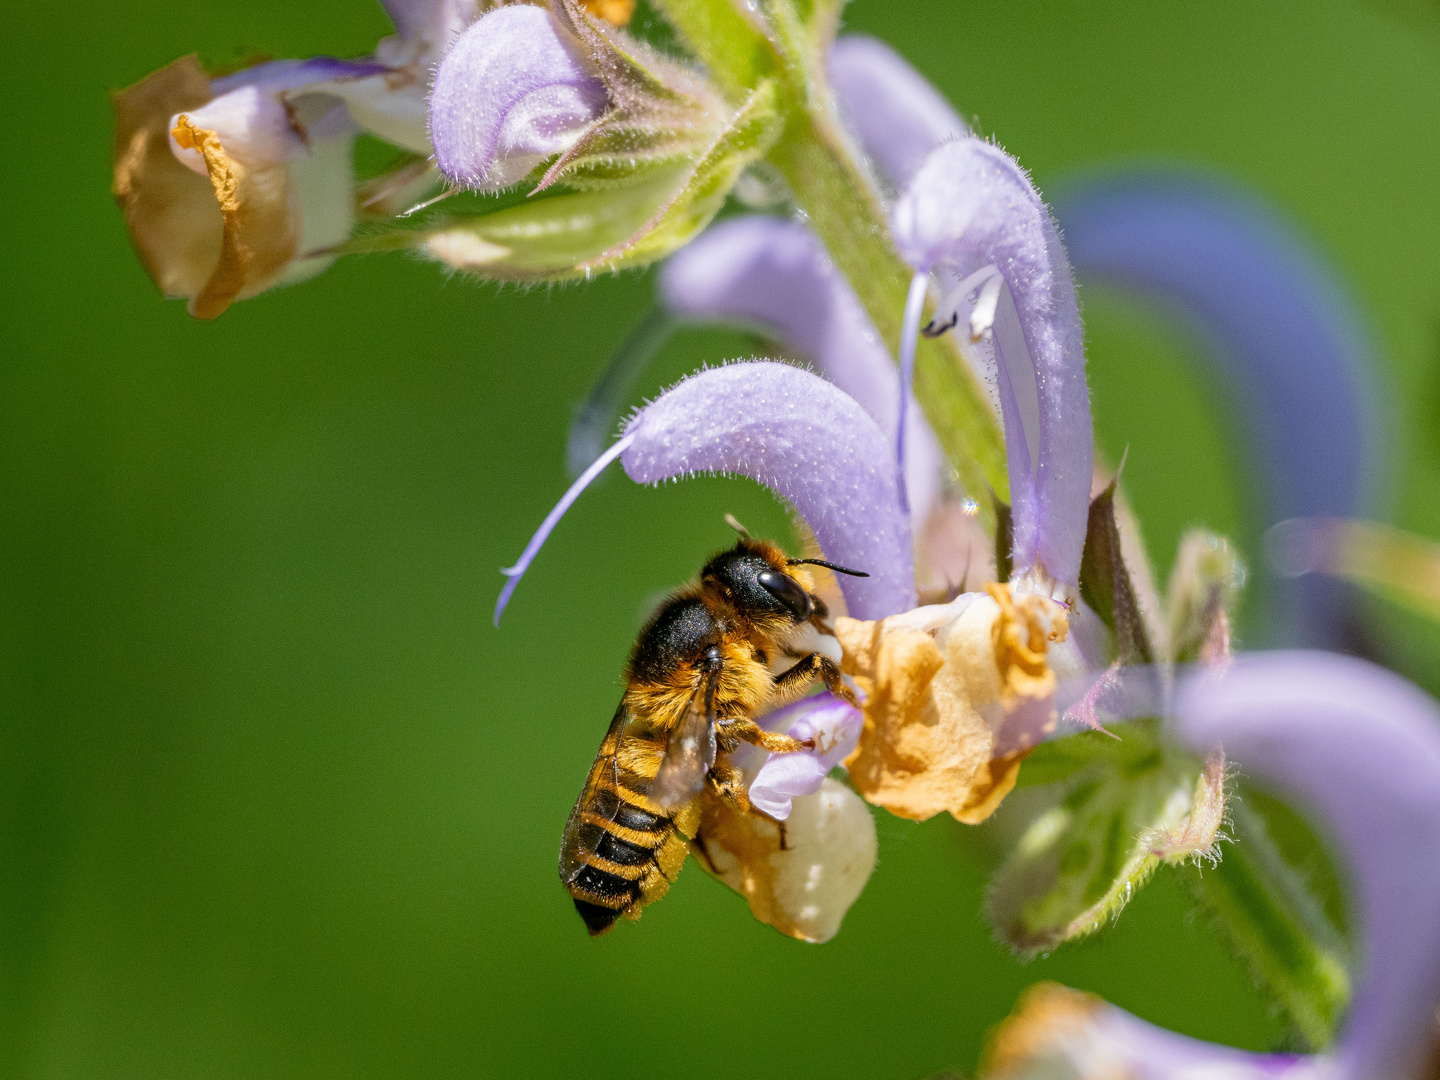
<box><xmin>649</xmin><ymin>666</ymin><xmax>720</xmax><ymax>812</ymax></box>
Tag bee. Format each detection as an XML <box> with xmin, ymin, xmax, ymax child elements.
<box><xmin>559</xmin><ymin>526</ymin><xmax>867</xmax><ymax>935</ymax></box>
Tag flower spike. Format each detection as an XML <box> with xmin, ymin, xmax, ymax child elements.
<box><xmin>894</xmin><ymin>138</ymin><xmax>1093</xmax><ymax>589</ymax></box>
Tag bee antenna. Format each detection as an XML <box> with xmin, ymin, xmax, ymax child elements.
<box><xmin>788</xmin><ymin>558</ymin><xmax>870</xmax><ymax>578</ymax></box>
<box><xmin>724</xmin><ymin>514</ymin><xmax>751</xmax><ymax>539</ymax></box>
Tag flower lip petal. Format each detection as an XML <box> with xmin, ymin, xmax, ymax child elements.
<box><xmin>829</xmin><ymin>34</ymin><xmax>968</xmax><ymax>190</ymax></box>
<box><xmin>428</xmin><ymin>4</ymin><xmax>609</xmax><ymax>191</ymax></box>
<box><xmin>749</xmin><ymin>693</ymin><xmax>863</xmax><ymax>820</ymax></box>
<box><xmin>621</xmin><ymin>361</ymin><xmax>916</xmax><ymax>620</ymax></box>
<box><xmin>894</xmin><ymin>138</ymin><xmax>1092</xmax><ymax>587</ymax></box>
<box><xmin>1177</xmin><ymin>651</ymin><xmax>1440</xmax><ymax>1080</ymax></box>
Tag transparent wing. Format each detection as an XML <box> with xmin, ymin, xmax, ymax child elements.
<box><xmin>649</xmin><ymin>666</ymin><xmax>720</xmax><ymax>812</ymax></box>
<box><xmin>558</xmin><ymin>701</ymin><xmax>632</xmax><ymax>887</ymax></box>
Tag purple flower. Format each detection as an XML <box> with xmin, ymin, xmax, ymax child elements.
<box><xmin>428</xmin><ymin>4</ymin><xmax>608</xmax><ymax>191</ymax></box>
<box><xmin>746</xmin><ymin>693</ymin><xmax>864</xmax><ymax>820</ymax></box>
<box><xmin>893</xmin><ymin>138</ymin><xmax>1094</xmax><ymax>592</ymax></box>
<box><xmin>981</xmin><ymin>651</ymin><xmax>1440</xmax><ymax>1080</ymax></box>
<box><xmin>829</xmin><ymin>34</ymin><xmax>968</xmax><ymax>190</ymax></box>
<box><xmin>655</xmin><ymin>215</ymin><xmax>946</xmax><ymax>529</ymax></box>
<box><xmin>494</xmin><ymin>360</ymin><xmax>915</xmax><ymax>626</ymax></box>
<box><xmin>1054</xmin><ymin>173</ymin><xmax>1384</xmax><ymax>649</ymax></box>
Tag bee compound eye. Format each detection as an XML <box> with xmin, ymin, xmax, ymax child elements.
<box><xmin>757</xmin><ymin>569</ymin><xmax>812</xmax><ymax>621</ymax></box>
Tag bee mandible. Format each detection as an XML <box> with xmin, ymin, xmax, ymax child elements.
<box><xmin>558</xmin><ymin>526</ymin><xmax>866</xmax><ymax>935</ymax></box>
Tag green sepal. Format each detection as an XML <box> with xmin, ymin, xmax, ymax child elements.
<box><xmin>341</xmin><ymin>80</ymin><xmax>781</xmax><ymax>281</ymax></box>
<box><xmin>986</xmin><ymin>720</ymin><xmax>1227</xmax><ymax>955</ymax></box>
<box><xmin>1079</xmin><ymin>481</ymin><xmax>1156</xmax><ymax>665</ymax></box>
<box><xmin>1167</xmin><ymin>530</ymin><xmax>1246</xmax><ymax>664</ymax></box>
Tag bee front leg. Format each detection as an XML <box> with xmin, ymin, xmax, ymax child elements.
<box><xmin>772</xmin><ymin>652</ymin><xmax>862</xmax><ymax>711</ymax></box>
<box><xmin>706</xmin><ymin>761</ymin><xmax>750</xmax><ymax>814</ymax></box>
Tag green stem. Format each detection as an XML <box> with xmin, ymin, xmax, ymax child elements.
<box><xmin>1182</xmin><ymin>801</ymin><xmax>1351</xmax><ymax>1051</ymax></box>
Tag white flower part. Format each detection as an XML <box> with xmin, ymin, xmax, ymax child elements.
<box><xmin>701</xmin><ymin>778</ymin><xmax>878</xmax><ymax>944</ymax></box>
<box><xmin>168</xmin><ymin>85</ymin><xmax>308</xmax><ymax>175</ymax></box>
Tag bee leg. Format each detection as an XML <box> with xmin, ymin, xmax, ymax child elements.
<box><xmin>716</xmin><ymin>715</ymin><xmax>808</xmax><ymax>755</ymax></box>
<box><xmin>817</xmin><ymin>656</ymin><xmax>863</xmax><ymax>710</ymax></box>
<box><xmin>773</xmin><ymin>652</ymin><xmax>863</xmax><ymax>711</ymax></box>
<box><xmin>706</xmin><ymin>761</ymin><xmax>750</xmax><ymax>813</ymax></box>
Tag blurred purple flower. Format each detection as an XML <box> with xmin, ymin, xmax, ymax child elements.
<box><xmin>986</xmin><ymin>651</ymin><xmax>1440</xmax><ymax>1080</ymax></box>
<box><xmin>829</xmin><ymin>34</ymin><xmax>968</xmax><ymax>190</ymax></box>
<box><xmin>1053</xmin><ymin>174</ymin><xmax>1384</xmax><ymax>649</ymax></box>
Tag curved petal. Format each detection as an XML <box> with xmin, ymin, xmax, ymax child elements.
<box><xmin>657</xmin><ymin>215</ymin><xmax>944</xmax><ymax>528</ymax></box>
<box><xmin>829</xmin><ymin>34</ymin><xmax>968</xmax><ymax>189</ymax></box>
<box><xmin>894</xmin><ymin>139</ymin><xmax>1093</xmax><ymax>588</ymax></box>
<box><xmin>748</xmin><ymin>693</ymin><xmax>863</xmax><ymax>820</ymax></box>
<box><xmin>1178</xmin><ymin>652</ymin><xmax>1440</xmax><ymax>1080</ymax></box>
<box><xmin>429</xmin><ymin>4</ymin><xmax>609</xmax><ymax>191</ymax></box>
<box><xmin>1053</xmin><ymin>172</ymin><xmax>1383</xmax><ymax>648</ymax></box>
<box><xmin>622</xmin><ymin>362</ymin><xmax>915</xmax><ymax>619</ymax></box>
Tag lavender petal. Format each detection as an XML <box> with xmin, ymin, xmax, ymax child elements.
<box><xmin>1178</xmin><ymin>652</ymin><xmax>1440</xmax><ymax>1080</ymax></box>
<box><xmin>622</xmin><ymin>362</ymin><xmax>915</xmax><ymax>619</ymax></box>
<box><xmin>749</xmin><ymin>694</ymin><xmax>864</xmax><ymax>819</ymax></box>
<box><xmin>429</xmin><ymin>4</ymin><xmax>608</xmax><ymax>191</ymax></box>
<box><xmin>894</xmin><ymin>139</ymin><xmax>1093</xmax><ymax>587</ymax></box>
<box><xmin>1054</xmin><ymin>173</ymin><xmax>1383</xmax><ymax>648</ymax></box>
<box><xmin>829</xmin><ymin>35</ymin><xmax>968</xmax><ymax>190</ymax></box>
<box><xmin>657</xmin><ymin>214</ymin><xmax>944</xmax><ymax>527</ymax></box>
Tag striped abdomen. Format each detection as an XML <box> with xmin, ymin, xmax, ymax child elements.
<box><xmin>558</xmin><ymin>706</ymin><xmax>692</xmax><ymax>936</ymax></box>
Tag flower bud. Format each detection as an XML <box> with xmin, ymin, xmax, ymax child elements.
<box><xmin>429</xmin><ymin>5</ymin><xmax>609</xmax><ymax>191</ymax></box>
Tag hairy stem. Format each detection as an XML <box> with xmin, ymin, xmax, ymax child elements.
<box><xmin>1183</xmin><ymin>800</ymin><xmax>1351</xmax><ymax>1051</ymax></box>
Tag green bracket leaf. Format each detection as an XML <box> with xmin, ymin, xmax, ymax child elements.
<box><xmin>986</xmin><ymin>722</ymin><xmax>1226</xmax><ymax>955</ymax></box>
<box><xmin>342</xmin><ymin>79</ymin><xmax>781</xmax><ymax>282</ymax></box>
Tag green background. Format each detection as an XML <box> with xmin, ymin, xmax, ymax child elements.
<box><xmin>4</xmin><ymin>0</ymin><xmax>1439</xmax><ymax>1076</ymax></box>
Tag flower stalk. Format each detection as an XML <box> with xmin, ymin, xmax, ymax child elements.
<box><xmin>1182</xmin><ymin>799</ymin><xmax>1351</xmax><ymax>1051</ymax></box>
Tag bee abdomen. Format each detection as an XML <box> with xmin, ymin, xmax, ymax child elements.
<box><xmin>565</xmin><ymin>783</ymin><xmax>688</xmax><ymax>936</ymax></box>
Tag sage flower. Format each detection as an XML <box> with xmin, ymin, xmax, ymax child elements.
<box><xmin>980</xmin><ymin>651</ymin><xmax>1440</xmax><ymax>1080</ymax></box>
<box><xmin>112</xmin><ymin>0</ymin><xmax>465</xmax><ymax>319</ymax></box>
<box><xmin>893</xmin><ymin>136</ymin><xmax>1094</xmax><ymax>595</ymax></box>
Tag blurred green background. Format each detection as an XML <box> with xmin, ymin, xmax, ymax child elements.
<box><xmin>4</xmin><ymin>0</ymin><xmax>1440</xmax><ymax>1076</ymax></box>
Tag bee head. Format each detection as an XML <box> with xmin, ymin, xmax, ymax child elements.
<box><xmin>702</xmin><ymin>540</ymin><xmax>813</xmax><ymax>624</ymax></box>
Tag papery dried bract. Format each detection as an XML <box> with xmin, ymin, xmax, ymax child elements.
<box><xmin>692</xmin><ymin>778</ymin><xmax>877</xmax><ymax>943</ymax></box>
